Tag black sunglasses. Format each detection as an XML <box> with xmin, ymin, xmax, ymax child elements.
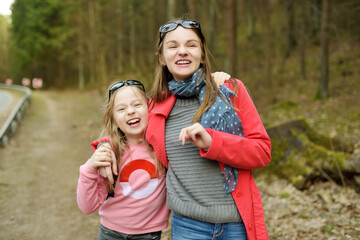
<box><xmin>159</xmin><ymin>20</ymin><xmax>202</xmax><ymax>42</ymax></box>
<box><xmin>108</xmin><ymin>80</ymin><xmax>145</xmax><ymax>101</ymax></box>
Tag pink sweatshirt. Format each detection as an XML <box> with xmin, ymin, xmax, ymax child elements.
<box><xmin>77</xmin><ymin>142</ymin><xmax>169</xmax><ymax>234</ymax></box>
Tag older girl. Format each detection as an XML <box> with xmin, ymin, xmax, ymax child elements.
<box><xmin>146</xmin><ymin>19</ymin><xmax>271</xmax><ymax>240</ymax></box>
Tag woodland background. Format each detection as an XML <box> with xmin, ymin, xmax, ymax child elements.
<box><xmin>0</xmin><ymin>0</ymin><xmax>360</xmax><ymax>239</ymax></box>
<box><xmin>0</xmin><ymin>0</ymin><xmax>358</xmax><ymax>95</ymax></box>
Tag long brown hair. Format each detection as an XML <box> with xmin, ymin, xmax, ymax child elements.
<box><xmin>151</xmin><ymin>18</ymin><xmax>238</xmax><ymax>123</ymax></box>
<box><xmin>99</xmin><ymin>84</ymin><xmax>164</xmax><ymax>193</ymax></box>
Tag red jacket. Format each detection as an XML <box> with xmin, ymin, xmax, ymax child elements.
<box><xmin>146</xmin><ymin>79</ymin><xmax>271</xmax><ymax>240</ymax></box>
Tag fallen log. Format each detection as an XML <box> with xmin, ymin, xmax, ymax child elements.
<box><xmin>259</xmin><ymin>118</ymin><xmax>358</xmax><ymax>190</ymax></box>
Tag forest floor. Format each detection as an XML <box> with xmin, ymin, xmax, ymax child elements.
<box><xmin>0</xmin><ymin>70</ymin><xmax>359</xmax><ymax>240</ymax></box>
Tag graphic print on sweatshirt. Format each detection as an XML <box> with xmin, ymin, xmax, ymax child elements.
<box><xmin>119</xmin><ymin>159</ymin><xmax>159</xmax><ymax>199</ymax></box>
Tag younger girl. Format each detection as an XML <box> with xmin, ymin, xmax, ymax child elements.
<box><xmin>77</xmin><ymin>80</ymin><xmax>168</xmax><ymax>240</ymax></box>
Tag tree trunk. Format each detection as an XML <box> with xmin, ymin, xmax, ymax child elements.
<box><xmin>186</xmin><ymin>0</ymin><xmax>197</xmax><ymax>19</ymax></box>
<box><xmin>263</xmin><ymin>0</ymin><xmax>272</xmax><ymax>87</ymax></box>
<box><xmin>88</xmin><ymin>0</ymin><xmax>97</xmax><ymax>84</ymax></box>
<box><xmin>310</xmin><ymin>0</ymin><xmax>322</xmax><ymax>41</ymax></box>
<box><xmin>299</xmin><ymin>0</ymin><xmax>307</xmax><ymax>80</ymax></box>
<box><xmin>167</xmin><ymin>0</ymin><xmax>176</xmax><ymax>20</ymax></box>
<box><xmin>285</xmin><ymin>0</ymin><xmax>296</xmax><ymax>58</ymax></box>
<box><xmin>208</xmin><ymin>0</ymin><xmax>216</xmax><ymax>53</ymax></box>
<box><xmin>77</xmin><ymin>3</ymin><xmax>85</xmax><ymax>90</ymax></box>
<box><xmin>245</xmin><ymin>0</ymin><xmax>255</xmax><ymax>38</ymax></box>
<box><xmin>116</xmin><ymin>1</ymin><xmax>124</xmax><ymax>74</ymax></box>
<box><xmin>224</xmin><ymin>0</ymin><xmax>237</xmax><ymax>76</ymax></box>
<box><xmin>129</xmin><ymin>2</ymin><xmax>136</xmax><ymax>70</ymax></box>
<box><xmin>318</xmin><ymin>0</ymin><xmax>330</xmax><ymax>98</ymax></box>
<box><xmin>0</xmin><ymin>18</ymin><xmax>9</xmax><ymax>81</ymax></box>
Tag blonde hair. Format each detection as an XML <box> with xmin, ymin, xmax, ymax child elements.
<box><xmin>151</xmin><ymin>18</ymin><xmax>238</xmax><ymax>123</ymax></box>
<box><xmin>99</xmin><ymin>84</ymin><xmax>164</xmax><ymax>193</ymax></box>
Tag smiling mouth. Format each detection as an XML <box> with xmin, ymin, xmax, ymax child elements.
<box><xmin>127</xmin><ymin>118</ymin><xmax>140</xmax><ymax>126</ymax></box>
<box><xmin>176</xmin><ymin>60</ymin><xmax>191</xmax><ymax>65</ymax></box>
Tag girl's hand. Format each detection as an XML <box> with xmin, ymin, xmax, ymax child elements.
<box><xmin>88</xmin><ymin>147</ymin><xmax>112</xmax><ymax>169</ymax></box>
<box><xmin>99</xmin><ymin>166</ymin><xmax>115</xmax><ymax>184</ymax></box>
<box><xmin>179</xmin><ymin>123</ymin><xmax>212</xmax><ymax>149</ymax></box>
<box><xmin>90</xmin><ymin>143</ymin><xmax>118</xmax><ymax>184</ymax></box>
<box><xmin>211</xmin><ymin>71</ymin><xmax>231</xmax><ymax>87</ymax></box>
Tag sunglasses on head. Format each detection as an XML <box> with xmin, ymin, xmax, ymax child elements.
<box><xmin>159</xmin><ymin>20</ymin><xmax>202</xmax><ymax>42</ymax></box>
<box><xmin>108</xmin><ymin>80</ymin><xmax>145</xmax><ymax>101</ymax></box>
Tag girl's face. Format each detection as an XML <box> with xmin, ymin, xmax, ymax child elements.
<box><xmin>113</xmin><ymin>86</ymin><xmax>148</xmax><ymax>144</ymax></box>
<box><xmin>159</xmin><ymin>26</ymin><xmax>203</xmax><ymax>81</ymax></box>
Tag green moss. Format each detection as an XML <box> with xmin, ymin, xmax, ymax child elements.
<box><xmin>272</xmin><ymin>100</ymin><xmax>298</xmax><ymax>111</ymax></box>
<box><xmin>270</xmin><ymin>139</ymin><xmax>288</xmax><ymax>163</ymax></box>
<box><xmin>299</xmin><ymin>118</ymin><xmax>353</xmax><ymax>153</ymax></box>
<box><xmin>0</xmin><ymin>182</ymin><xmax>9</xmax><ymax>187</ymax></box>
<box><xmin>290</xmin><ymin>175</ymin><xmax>306</xmax><ymax>188</ymax></box>
<box><xmin>324</xmin><ymin>224</ymin><xmax>334</xmax><ymax>234</ymax></box>
<box><xmin>279</xmin><ymin>192</ymin><xmax>290</xmax><ymax>199</ymax></box>
<box><xmin>284</xmin><ymin>132</ymin><xmax>349</xmax><ymax>188</ymax></box>
<box><xmin>255</xmin><ymin>138</ymin><xmax>289</xmax><ymax>176</ymax></box>
<box><xmin>296</xmin><ymin>131</ymin><xmax>349</xmax><ymax>168</ymax></box>
<box><xmin>259</xmin><ymin>120</ymin><xmax>350</xmax><ymax>188</ymax></box>
<box><xmin>282</xmin><ymin>152</ymin><xmax>312</xmax><ymax>187</ymax></box>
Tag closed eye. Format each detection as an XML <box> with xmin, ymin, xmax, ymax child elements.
<box><xmin>187</xmin><ymin>40</ymin><xmax>199</xmax><ymax>48</ymax></box>
<box><xmin>188</xmin><ymin>43</ymin><xmax>198</xmax><ymax>48</ymax></box>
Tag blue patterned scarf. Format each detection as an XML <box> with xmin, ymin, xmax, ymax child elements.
<box><xmin>168</xmin><ymin>68</ymin><xmax>244</xmax><ymax>195</ymax></box>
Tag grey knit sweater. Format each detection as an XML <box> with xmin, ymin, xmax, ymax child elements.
<box><xmin>165</xmin><ymin>97</ymin><xmax>241</xmax><ymax>223</ymax></box>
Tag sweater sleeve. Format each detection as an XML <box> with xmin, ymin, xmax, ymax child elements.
<box><xmin>200</xmin><ymin>80</ymin><xmax>271</xmax><ymax>169</ymax></box>
<box><xmin>76</xmin><ymin>160</ymin><xmax>108</xmax><ymax>214</ymax></box>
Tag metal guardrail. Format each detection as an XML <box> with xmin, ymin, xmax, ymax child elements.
<box><xmin>0</xmin><ymin>83</ymin><xmax>32</xmax><ymax>146</ymax></box>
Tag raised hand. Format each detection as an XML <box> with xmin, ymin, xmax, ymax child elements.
<box><xmin>179</xmin><ymin>123</ymin><xmax>212</xmax><ymax>150</ymax></box>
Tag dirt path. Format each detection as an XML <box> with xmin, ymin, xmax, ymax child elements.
<box><xmin>0</xmin><ymin>90</ymin><xmax>103</xmax><ymax>240</ymax></box>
